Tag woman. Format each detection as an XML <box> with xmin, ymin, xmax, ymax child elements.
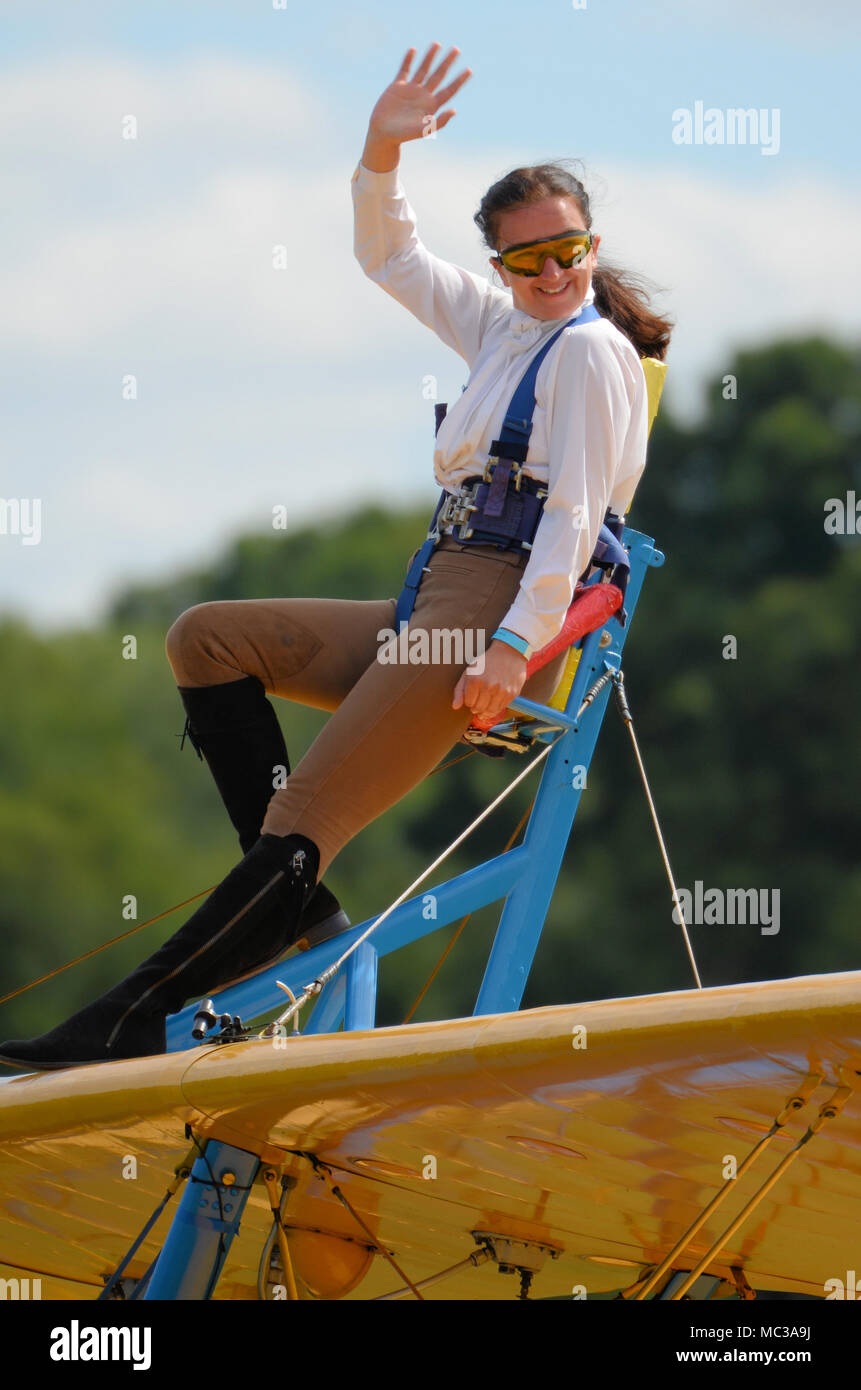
<box><xmin>0</xmin><ymin>43</ymin><xmax>671</xmax><ymax>1071</ymax></box>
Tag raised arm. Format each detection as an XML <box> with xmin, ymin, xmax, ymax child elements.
<box><xmin>352</xmin><ymin>44</ymin><xmax>507</xmax><ymax>365</ymax></box>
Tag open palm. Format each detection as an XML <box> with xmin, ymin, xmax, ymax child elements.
<box><xmin>368</xmin><ymin>43</ymin><xmax>472</xmax><ymax>144</ymax></box>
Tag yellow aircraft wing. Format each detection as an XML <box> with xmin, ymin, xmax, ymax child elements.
<box><xmin>1</xmin><ymin>969</ymin><xmax>859</xmax><ymax>1300</ymax></box>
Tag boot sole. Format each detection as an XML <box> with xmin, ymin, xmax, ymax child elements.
<box><xmin>293</xmin><ymin>908</ymin><xmax>353</xmax><ymax>954</ymax></box>
<box><xmin>0</xmin><ymin>1053</ymin><xmax>75</xmax><ymax>1071</ymax></box>
<box><xmin>213</xmin><ymin>908</ymin><xmax>352</xmax><ymax>991</ymax></box>
<box><xmin>0</xmin><ymin>1044</ymin><xmax>165</xmax><ymax>1073</ymax></box>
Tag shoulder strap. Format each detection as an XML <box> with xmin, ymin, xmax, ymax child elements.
<box><xmin>493</xmin><ymin>302</ymin><xmax>602</xmax><ymax>462</ymax></box>
<box><xmin>483</xmin><ymin>302</ymin><xmax>601</xmax><ymax>516</ymax></box>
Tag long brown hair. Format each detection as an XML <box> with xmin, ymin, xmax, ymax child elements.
<box><xmin>474</xmin><ymin>160</ymin><xmax>673</xmax><ymax>361</ymax></box>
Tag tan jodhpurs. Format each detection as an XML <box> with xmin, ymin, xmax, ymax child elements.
<box><xmin>164</xmin><ymin>535</ymin><xmax>568</xmax><ymax>879</ymax></box>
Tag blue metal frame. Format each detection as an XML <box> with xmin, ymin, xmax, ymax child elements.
<box><xmin>142</xmin><ymin>1140</ymin><xmax>260</xmax><ymax>1300</ymax></box>
<box><xmin>165</xmin><ymin>526</ymin><xmax>663</xmax><ymax>1049</ymax></box>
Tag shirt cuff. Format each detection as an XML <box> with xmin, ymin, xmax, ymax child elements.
<box><xmin>351</xmin><ymin>159</ymin><xmax>402</xmax><ymax>192</ymax></box>
<box><xmin>496</xmin><ymin>601</ymin><xmax>553</xmax><ymax>654</ymax></box>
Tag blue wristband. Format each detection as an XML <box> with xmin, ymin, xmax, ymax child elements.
<box><xmin>492</xmin><ymin>627</ymin><xmax>531</xmax><ymax>659</ymax></box>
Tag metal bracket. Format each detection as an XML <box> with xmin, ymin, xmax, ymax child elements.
<box><xmin>191</xmin><ymin>998</ymin><xmax>250</xmax><ymax>1045</ymax></box>
<box><xmin>472</xmin><ymin>1230</ymin><xmax>561</xmax><ymax>1274</ymax></box>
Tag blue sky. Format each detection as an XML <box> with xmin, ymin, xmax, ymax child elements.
<box><xmin>1</xmin><ymin>0</ymin><xmax>858</xmax><ymax>627</ymax></box>
<box><xmin>5</xmin><ymin>1</ymin><xmax>859</xmax><ymax>177</ymax></box>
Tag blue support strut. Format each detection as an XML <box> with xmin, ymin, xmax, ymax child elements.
<box><xmin>143</xmin><ymin>1140</ymin><xmax>260</xmax><ymax>1300</ymax></box>
<box><xmin>474</xmin><ymin>531</ymin><xmax>664</xmax><ymax>1014</ymax></box>
<box><xmin>344</xmin><ymin>942</ymin><xmax>378</xmax><ymax>1031</ymax></box>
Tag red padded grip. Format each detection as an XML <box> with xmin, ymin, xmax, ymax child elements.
<box><xmin>468</xmin><ymin>582</ymin><xmax>623</xmax><ymax>734</ymax></box>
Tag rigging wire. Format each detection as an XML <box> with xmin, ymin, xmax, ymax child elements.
<box><xmin>610</xmin><ymin>670</ymin><xmax>702</xmax><ymax>989</ymax></box>
<box><xmin>627</xmin><ymin>1077</ymin><xmax>821</xmax><ymax>1300</ymax></box>
<box><xmin>374</xmin><ymin>1246</ymin><xmax>493</xmax><ymax>1300</ymax></box>
<box><xmin>666</xmin><ymin>1085</ymin><xmax>853</xmax><ymax>1300</ymax></box>
<box><xmin>303</xmin><ymin>1153</ymin><xmax>424</xmax><ymax>1300</ymax></box>
<box><xmin>0</xmin><ymin>751</ymin><xmax>474</xmax><ymax>1007</ymax></box>
<box><xmin>0</xmin><ymin>887</ymin><xmax>215</xmax><ymax>1007</ymax></box>
<box><xmin>261</xmin><ymin>732</ymin><xmax>565</xmax><ymax>1037</ymax></box>
<box><xmin>257</xmin><ymin>1171</ymin><xmax>299</xmax><ymax>1301</ymax></box>
<box><xmin>96</xmin><ymin>1141</ymin><xmax>197</xmax><ymax>1301</ymax></box>
<box><xmin>402</xmin><ymin>798</ymin><xmax>535</xmax><ymax>1024</ymax></box>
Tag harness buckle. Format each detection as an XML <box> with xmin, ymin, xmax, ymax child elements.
<box><xmin>438</xmin><ymin>480</ymin><xmax>481</xmax><ymax>538</ymax></box>
<box><xmin>482</xmin><ymin>456</ymin><xmax>523</xmax><ymax>491</ymax></box>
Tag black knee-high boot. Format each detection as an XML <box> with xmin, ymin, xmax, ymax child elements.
<box><xmin>0</xmin><ymin>833</ymin><xmax>320</xmax><ymax>1071</ymax></box>
<box><xmin>177</xmin><ymin>675</ymin><xmax>349</xmax><ymax>946</ymax></box>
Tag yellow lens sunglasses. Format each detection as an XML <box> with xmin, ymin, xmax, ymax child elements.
<box><xmin>495</xmin><ymin>228</ymin><xmax>594</xmax><ymax>277</ymax></box>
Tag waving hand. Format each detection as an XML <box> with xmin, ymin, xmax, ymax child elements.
<box><xmin>367</xmin><ymin>43</ymin><xmax>472</xmax><ymax>145</ymax></box>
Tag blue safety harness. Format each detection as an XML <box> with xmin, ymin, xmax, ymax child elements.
<box><xmin>394</xmin><ymin>303</ymin><xmax>631</xmax><ymax>633</ymax></box>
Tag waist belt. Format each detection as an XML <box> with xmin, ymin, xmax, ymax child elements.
<box><xmin>438</xmin><ymin>467</ymin><xmax>547</xmax><ymax>547</ymax></box>
<box><xmin>394</xmin><ymin>302</ymin><xmax>630</xmax><ymax>630</ymax></box>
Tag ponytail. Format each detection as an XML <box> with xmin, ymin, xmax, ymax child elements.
<box><xmin>474</xmin><ymin>160</ymin><xmax>673</xmax><ymax>361</ymax></box>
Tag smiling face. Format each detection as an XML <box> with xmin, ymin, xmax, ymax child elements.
<box><xmin>490</xmin><ymin>195</ymin><xmax>600</xmax><ymax>321</ymax></box>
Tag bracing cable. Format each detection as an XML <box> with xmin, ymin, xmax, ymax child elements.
<box><xmin>610</xmin><ymin>670</ymin><xmax>702</xmax><ymax>989</ymax></box>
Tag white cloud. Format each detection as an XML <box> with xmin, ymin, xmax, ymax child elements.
<box><xmin>0</xmin><ymin>51</ymin><xmax>318</xmax><ymax>161</ymax></box>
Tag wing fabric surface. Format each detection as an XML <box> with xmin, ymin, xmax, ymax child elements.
<box><xmin>1</xmin><ymin>971</ymin><xmax>859</xmax><ymax>1300</ymax></box>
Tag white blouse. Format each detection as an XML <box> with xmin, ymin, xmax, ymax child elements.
<box><xmin>351</xmin><ymin>159</ymin><xmax>649</xmax><ymax>652</ymax></box>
